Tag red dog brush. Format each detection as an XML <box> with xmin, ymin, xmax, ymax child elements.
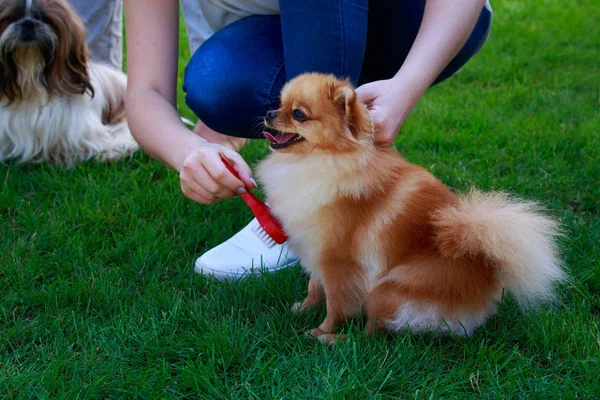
<box><xmin>221</xmin><ymin>157</ymin><xmax>288</xmax><ymax>246</ymax></box>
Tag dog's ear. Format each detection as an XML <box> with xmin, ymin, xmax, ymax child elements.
<box><xmin>331</xmin><ymin>82</ymin><xmax>372</xmax><ymax>140</ymax></box>
<box><xmin>334</xmin><ymin>85</ymin><xmax>357</xmax><ymax>119</ymax></box>
<box><xmin>43</xmin><ymin>0</ymin><xmax>95</xmax><ymax>98</ymax></box>
<box><xmin>0</xmin><ymin>55</ymin><xmax>19</xmax><ymax>104</ymax></box>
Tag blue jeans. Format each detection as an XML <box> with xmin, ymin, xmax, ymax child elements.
<box><xmin>184</xmin><ymin>0</ymin><xmax>492</xmax><ymax>138</ymax></box>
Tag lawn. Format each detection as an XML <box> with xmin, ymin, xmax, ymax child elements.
<box><xmin>1</xmin><ymin>0</ymin><xmax>598</xmax><ymax>398</ymax></box>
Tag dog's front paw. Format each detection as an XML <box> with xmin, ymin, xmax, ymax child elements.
<box><xmin>304</xmin><ymin>328</ymin><xmax>346</xmax><ymax>345</ymax></box>
<box><xmin>291</xmin><ymin>301</ymin><xmax>305</xmax><ymax>313</ymax></box>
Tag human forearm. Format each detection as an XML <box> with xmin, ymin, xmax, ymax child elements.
<box><xmin>124</xmin><ymin>0</ymin><xmax>195</xmax><ymax>170</ymax></box>
<box><xmin>356</xmin><ymin>0</ymin><xmax>486</xmax><ymax>147</ymax></box>
<box><xmin>392</xmin><ymin>0</ymin><xmax>486</xmax><ymax>101</ymax></box>
<box><xmin>126</xmin><ymin>88</ymin><xmax>206</xmax><ymax>171</ymax></box>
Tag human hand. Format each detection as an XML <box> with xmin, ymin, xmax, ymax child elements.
<box><xmin>356</xmin><ymin>78</ymin><xmax>423</xmax><ymax>148</ymax></box>
<box><xmin>179</xmin><ymin>143</ymin><xmax>255</xmax><ymax>204</ymax></box>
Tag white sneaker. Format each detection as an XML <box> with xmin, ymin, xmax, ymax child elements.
<box><xmin>194</xmin><ymin>218</ymin><xmax>298</xmax><ymax>280</ymax></box>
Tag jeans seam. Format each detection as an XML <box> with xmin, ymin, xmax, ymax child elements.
<box><xmin>266</xmin><ymin>62</ymin><xmax>286</xmax><ymax>104</ymax></box>
<box><xmin>340</xmin><ymin>0</ymin><xmax>346</xmax><ymax>77</ymax></box>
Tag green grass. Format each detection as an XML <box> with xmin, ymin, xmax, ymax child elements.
<box><xmin>1</xmin><ymin>0</ymin><xmax>599</xmax><ymax>397</ymax></box>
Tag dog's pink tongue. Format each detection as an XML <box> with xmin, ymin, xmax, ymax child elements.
<box><xmin>263</xmin><ymin>131</ymin><xmax>296</xmax><ymax>144</ymax></box>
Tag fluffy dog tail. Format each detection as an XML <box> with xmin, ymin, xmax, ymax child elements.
<box><xmin>433</xmin><ymin>190</ymin><xmax>565</xmax><ymax>307</ymax></box>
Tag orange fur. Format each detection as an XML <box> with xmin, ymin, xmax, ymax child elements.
<box><xmin>257</xmin><ymin>73</ymin><xmax>565</xmax><ymax>341</ymax></box>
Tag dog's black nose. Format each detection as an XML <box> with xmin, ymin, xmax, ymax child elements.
<box><xmin>19</xmin><ymin>19</ymin><xmax>38</xmax><ymax>42</ymax></box>
<box><xmin>20</xmin><ymin>18</ymin><xmax>36</xmax><ymax>31</ymax></box>
<box><xmin>265</xmin><ymin>110</ymin><xmax>277</xmax><ymax>121</ymax></box>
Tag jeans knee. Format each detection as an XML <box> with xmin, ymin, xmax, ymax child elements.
<box><xmin>183</xmin><ymin>54</ymin><xmax>244</xmax><ymax>136</ymax></box>
<box><xmin>183</xmin><ymin>21</ymin><xmax>283</xmax><ymax>138</ymax></box>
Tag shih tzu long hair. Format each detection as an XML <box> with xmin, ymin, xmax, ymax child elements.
<box><xmin>0</xmin><ymin>0</ymin><xmax>138</xmax><ymax>165</ymax></box>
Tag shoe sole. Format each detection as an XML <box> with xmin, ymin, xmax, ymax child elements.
<box><xmin>194</xmin><ymin>258</ymin><xmax>299</xmax><ymax>281</ymax></box>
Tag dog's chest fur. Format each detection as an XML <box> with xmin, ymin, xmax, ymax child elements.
<box><xmin>258</xmin><ymin>153</ymin><xmax>339</xmax><ymax>275</ymax></box>
<box><xmin>257</xmin><ymin>151</ymin><xmax>391</xmax><ymax>283</ymax></box>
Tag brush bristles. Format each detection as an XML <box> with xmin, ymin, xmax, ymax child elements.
<box><xmin>252</xmin><ymin>224</ymin><xmax>277</xmax><ymax>248</ymax></box>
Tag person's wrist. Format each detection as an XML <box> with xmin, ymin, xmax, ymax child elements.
<box><xmin>384</xmin><ymin>77</ymin><xmax>416</xmax><ymax>123</ymax></box>
<box><xmin>391</xmin><ymin>64</ymin><xmax>434</xmax><ymax>103</ymax></box>
<box><xmin>387</xmin><ymin>72</ymin><xmax>429</xmax><ymax>127</ymax></box>
<box><xmin>170</xmin><ymin>129</ymin><xmax>208</xmax><ymax>172</ymax></box>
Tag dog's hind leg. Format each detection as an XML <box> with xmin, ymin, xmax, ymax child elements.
<box><xmin>365</xmin><ymin>282</ymin><xmax>405</xmax><ymax>336</ymax></box>
<box><xmin>366</xmin><ymin>274</ymin><xmax>496</xmax><ymax>337</ymax></box>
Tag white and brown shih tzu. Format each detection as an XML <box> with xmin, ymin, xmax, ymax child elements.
<box><xmin>0</xmin><ymin>0</ymin><xmax>138</xmax><ymax>165</ymax></box>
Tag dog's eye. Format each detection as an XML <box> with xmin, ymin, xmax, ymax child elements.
<box><xmin>292</xmin><ymin>109</ymin><xmax>307</xmax><ymax>122</ymax></box>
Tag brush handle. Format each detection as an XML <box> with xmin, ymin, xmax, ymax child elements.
<box><xmin>219</xmin><ymin>156</ymin><xmax>255</xmax><ymax>203</ymax></box>
<box><xmin>221</xmin><ymin>157</ymin><xmax>288</xmax><ymax>244</ymax></box>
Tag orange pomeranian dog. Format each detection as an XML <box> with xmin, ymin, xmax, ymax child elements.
<box><xmin>257</xmin><ymin>73</ymin><xmax>565</xmax><ymax>344</ymax></box>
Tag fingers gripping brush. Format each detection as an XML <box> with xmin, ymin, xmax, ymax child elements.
<box><xmin>221</xmin><ymin>157</ymin><xmax>288</xmax><ymax>247</ymax></box>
